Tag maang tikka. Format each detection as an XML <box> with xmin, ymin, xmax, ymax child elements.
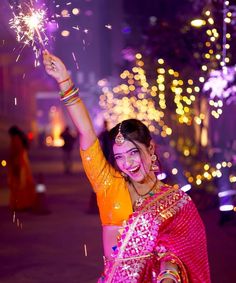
<box><xmin>115</xmin><ymin>122</ymin><xmax>125</xmax><ymax>145</ymax></box>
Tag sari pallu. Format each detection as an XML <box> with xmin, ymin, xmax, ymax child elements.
<box><xmin>101</xmin><ymin>186</ymin><xmax>211</xmax><ymax>283</ymax></box>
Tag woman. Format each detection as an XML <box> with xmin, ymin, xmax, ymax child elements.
<box><xmin>43</xmin><ymin>50</ymin><xmax>211</xmax><ymax>283</ymax></box>
<box><xmin>7</xmin><ymin>125</ymin><xmax>36</xmax><ymax>210</ymax></box>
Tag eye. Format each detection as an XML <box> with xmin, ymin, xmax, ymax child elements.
<box><xmin>130</xmin><ymin>149</ymin><xmax>139</xmax><ymax>155</ymax></box>
<box><xmin>114</xmin><ymin>155</ymin><xmax>122</xmax><ymax>160</ymax></box>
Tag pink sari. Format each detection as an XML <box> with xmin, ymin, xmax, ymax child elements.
<box><xmin>100</xmin><ymin>186</ymin><xmax>211</xmax><ymax>283</ymax></box>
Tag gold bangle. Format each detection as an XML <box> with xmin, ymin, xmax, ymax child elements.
<box><xmin>157</xmin><ymin>269</ymin><xmax>181</xmax><ymax>283</ymax></box>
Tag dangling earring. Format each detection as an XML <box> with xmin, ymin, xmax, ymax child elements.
<box><xmin>150</xmin><ymin>154</ymin><xmax>159</xmax><ymax>172</ymax></box>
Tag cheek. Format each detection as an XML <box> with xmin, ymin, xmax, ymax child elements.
<box><xmin>135</xmin><ymin>155</ymin><xmax>142</xmax><ymax>164</ymax></box>
<box><xmin>140</xmin><ymin>154</ymin><xmax>151</xmax><ymax>170</ymax></box>
<box><xmin>115</xmin><ymin>158</ymin><xmax>124</xmax><ymax>171</ymax></box>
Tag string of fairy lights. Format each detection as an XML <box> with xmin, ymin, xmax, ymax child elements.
<box><xmin>99</xmin><ymin>0</ymin><xmax>236</xmax><ymax>189</ymax></box>
<box><xmin>99</xmin><ymin>53</ymin><xmax>172</xmax><ymax>137</ymax></box>
<box><xmin>202</xmin><ymin>2</ymin><xmax>232</xmax><ymax>119</ymax></box>
<box><xmin>5</xmin><ymin>0</ymin><xmax>236</xmax><ymax>189</ymax></box>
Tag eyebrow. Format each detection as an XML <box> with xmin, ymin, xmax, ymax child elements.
<box><xmin>114</xmin><ymin>147</ymin><xmax>138</xmax><ymax>157</ymax></box>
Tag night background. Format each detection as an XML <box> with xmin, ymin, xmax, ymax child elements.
<box><xmin>0</xmin><ymin>0</ymin><xmax>236</xmax><ymax>282</ymax></box>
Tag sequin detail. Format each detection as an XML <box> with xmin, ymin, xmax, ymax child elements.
<box><xmin>102</xmin><ymin>188</ymin><xmax>211</xmax><ymax>283</ymax></box>
<box><xmin>80</xmin><ymin>139</ymin><xmax>133</xmax><ymax>226</ymax></box>
<box><xmin>114</xmin><ymin>203</ymin><xmax>121</xmax><ymax>209</ymax></box>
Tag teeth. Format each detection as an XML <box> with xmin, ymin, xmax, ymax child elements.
<box><xmin>129</xmin><ymin>166</ymin><xmax>139</xmax><ymax>173</ymax></box>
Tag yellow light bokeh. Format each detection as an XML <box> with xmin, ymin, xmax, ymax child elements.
<box><xmin>191</xmin><ymin>19</ymin><xmax>206</xmax><ymax>27</ymax></box>
<box><xmin>1</xmin><ymin>160</ymin><xmax>7</xmax><ymax>167</ymax></box>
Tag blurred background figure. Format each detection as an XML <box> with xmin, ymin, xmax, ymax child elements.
<box><xmin>7</xmin><ymin>125</ymin><xmax>36</xmax><ymax>211</ymax></box>
<box><xmin>60</xmin><ymin>126</ymin><xmax>76</xmax><ymax>174</ymax></box>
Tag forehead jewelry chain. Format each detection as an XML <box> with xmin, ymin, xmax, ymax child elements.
<box><xmin>115</xmin><ymin>122</ymin><xmax>125</xmax><ymax>145</ymax></box>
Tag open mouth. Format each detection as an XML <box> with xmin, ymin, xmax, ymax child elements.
<box><xmin>128</xmin><ymin>165</ymin><xmax>140</xmax><ymax>174</ymax></box>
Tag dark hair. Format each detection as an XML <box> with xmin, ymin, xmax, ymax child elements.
<box><xmin>8</xmin><ymin>125</ymin><xmax>29</xmax><ymax>149</ymax></box>
<box><xmin>107</xmin><ymin>119</ymin><xmax>152</xmax><ymax>168</ymax></box>
<box><xmin>109</xmin><ymin>119</ymin><xmax>152</xmax><ymax>145</ymax></box>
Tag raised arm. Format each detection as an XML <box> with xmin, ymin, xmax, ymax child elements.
<box><xmin>43</xmin><ymin>50</ymin><xmax>96</xmax><ymax>150</ymax></box>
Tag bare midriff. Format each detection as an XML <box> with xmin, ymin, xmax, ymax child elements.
<box><xmin>102</xmin><ymin>225</ymin><xmax>121</xmax><ymax>259</ymax></box>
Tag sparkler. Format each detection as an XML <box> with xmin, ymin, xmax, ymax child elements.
<box><xmin>9</xmin><ymin>1</ymin><xmax>49</xmax><ymax>65</ymax></box>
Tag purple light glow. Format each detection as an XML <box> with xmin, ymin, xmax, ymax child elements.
<box><xmin>157</xmin><ymin>172</ymin><xmax>167</xmax><ymax>180</ymax></box>
<box><xmin>219</xmin><ymin>204</ymin><xmax>234</xmax><ymax>211</ymax></box>
<box><xmin>203</xmin><ymin>67</ymin><xmax>236</xmax><ymax>101</ymax></box>
<box><xmin>180</xmin><ymin>184</ymin><xmax>192</xmax><ymax>192</ymax></box>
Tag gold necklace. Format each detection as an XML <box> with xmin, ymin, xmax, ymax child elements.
<box><xmin>131</xmin><ymin>178</ymin><xmax>158</xmax><ymax>208</ymax></box>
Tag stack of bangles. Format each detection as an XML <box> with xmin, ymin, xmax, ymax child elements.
<box><xmin>157</xmin><ymin>269</ymin><xmax>181</xmax><ymax>283</ymax></box>
<box><xmin>59</xmin><ymin>84</ymin><xmax>81</xmax><ymax>106</ymax></box>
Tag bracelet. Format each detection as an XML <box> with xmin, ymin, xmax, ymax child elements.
<box><xmin>60</xmin><ymin>87</ymin><xmax>81</xmax><ymax>106</ymax></box>
<box><xmin>58</xmin><ymin>77</ymin><xmax>71</xmax><ymax>85</ymax></box>
<box><xmin>64</xmin><ymin>97</ymin><xmax>81</xmax><ymax>106</ymax></box>
<box><xmin>59</xmin><ymin>86</ymin><xmax>77</xmax><ymax>99</ymax></box>
<box><xmin>157</xmin><ymin>269</ymin><xmax>181</xmax><ymax>283</ymax></box>
<box><xmin>60</xmin><ymin>88</ymin><xmax>79</xmax><ymax>101</ymax></box>
<box><xmin>59</xmin><ymin>85</ymin><xmax>75</xmax><ymax>97</ymax></box>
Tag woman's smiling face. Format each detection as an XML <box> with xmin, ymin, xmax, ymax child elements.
<box><xmin>113</xmin><ymin>139</ymin><xmax>153</xmax><ymax>183</ymax></box>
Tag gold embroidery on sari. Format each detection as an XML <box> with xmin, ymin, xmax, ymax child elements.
<box><xmin>105</xmin><ymin>188</ymin><xmax>191</xmax><ymax>282</ymax></box>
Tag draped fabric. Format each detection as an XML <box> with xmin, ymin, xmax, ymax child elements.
<box><xmin>100</xmin><ymin>186</ymin><xmax>211</xmax><ymax>283</ymax></box>
<box><xmin>80</xmin><ymin>139</ymin><xmax>210</xmax><ymax>282</ymax></box>
<box><xmin>8</xmin><ymin>144</ymin><xmax>36</xmax><ymax>210</ymax></box>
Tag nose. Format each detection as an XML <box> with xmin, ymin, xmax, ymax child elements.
<box><xmin>123</xmin><ymin>155</ymin><xmax>133</xmax><ymax>169</ymax></box>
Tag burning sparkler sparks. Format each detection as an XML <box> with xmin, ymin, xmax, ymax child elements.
<box><xmin>72</xmin><ymin>52</ymin><xmax>79</xmax><ymax>70</ymax></box>
<box><xmin>9</xmin><ymin>1</ymin><xmax>49</xmax><ymax>65</ymax></box>
<box><xmin>84</xmin><ymin>244</ymin><xmax>88</xmax><ymax>256</ymax></box>
<box><xmin>72</xmin><ymin>25</ymin><xmax>80</xmax><ymax>31</ymax></box>
<box><xmin>105</xmin><ymin>24</ymin><xmax>112</xmax><ymax>30</ymax></box>
<box><xmin>12</xmin><ymin>211</ymin><xmax>23</xmax><ymax>229</ymax></box>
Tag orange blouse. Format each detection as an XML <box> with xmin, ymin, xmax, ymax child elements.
<box><xmin>80</xmin><ymin>139</ymin><xmax>133</xmax><ymax>226</ymax></box>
